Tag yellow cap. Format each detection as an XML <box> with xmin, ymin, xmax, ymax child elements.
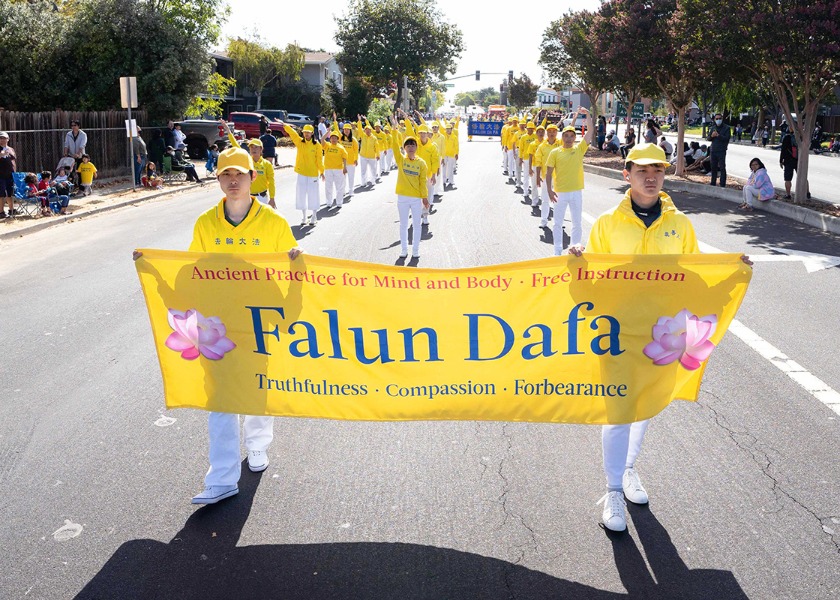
<box><xmin>535</xmin><ymin>125</ymin><xmax>546</xmax><ymax>132</ymax></box>
<box><xmin>625</xmin><ymin>143</ymin><xmax>669</xmax><ymax>166</ymax></box>
<box><xmin>526</xmin><ymin>122</ymin><xmax>536</xmax><ymax>128</ymax></box>
<box><xmin>431</xmin><ymin>121</ymin><xmax>440</xmax><ymax>128</ymax></box>
<box><xmin>217</xmin><ymin>147</ymin><xmax>255</xmax><ymax>174</ymax></box>
<box><xmin>247</xmin><ymin>138</ymin><xmax>263</xmax><ymax>147</ymax></box>
<box><xmin>342</xmin><ymin>122</ymin><xmax>352</xmax><ymax>130</ymax></box>
<box><xmin>302</xmin><ymin>124</ymin><xmax>315</xmax><ymax>133</ymax></box>
<box><xmin>403</xmin><ymin>135</ymin><xmax>418</xmax><ymax>146</ymax></box>
<box><xmin>417</xmin><ymin>125</ymin><xmax>430</xmax><ymax>134</ymax></box>
<box><xmin>562</xmin><ymin>125</ymin><xmax>577</xmax><ymax>133</ymax></box>
<box><xmin>546</xmin><ymin>124</ymin><xmax>559</xmax><ymax>131</ymax></box>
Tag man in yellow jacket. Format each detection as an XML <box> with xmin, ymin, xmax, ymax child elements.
<box><xmin>505</xmin><ymin>116</ymin><xmax>519</xmax><ymax>184</ymax></box>
<box><xmin>443</xmin><ymin>120</ymin><xmax>459</xmax><ymax>189</ymax></box>
<box><xmin>282</xmin><ymin>122</ymin><xmax>325</xmax><ymax>226</ymax></box>
<box><xmin>533</xmin><ymin>123</ymin><xmax>562</xmax><ymax>227</ymax></box>
<box><xmin>389</xmin><ymin>117</ymin><xmax>430</xmax><ymax>259</ymax></box>
<box><xmin>357</xmin><ymin>116</ymin><xmax>380</xmax><ymax>188</ymax></box>
<box><xmin>569</xmin><ymin>142</ymin><xmax>752</xmax><ymax>531</ymax></box>
<box><xmin>224</xmin><ymin>121</ymin><xmax>276</xmax><ymax>208</ymax></box>
<box><xmin>527</xmin><ymin>124</ymin><xmax>545</xmax><ymax>209</ymax></box>
<box><xmin>406</xmin><ymin>120</ymin><xmax>439</xmax><ymax>226</ymax></box>
<box><xmin>322</xmin><ymin>130</ymin><xmax>349</xmax><ymax>208</ymax></box>
<box><xmin>518</xmin><ymin>121</ymin><xmax>537</xmax><ymax>200</ymax></box>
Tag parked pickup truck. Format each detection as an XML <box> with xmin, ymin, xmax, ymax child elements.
<box><xmin>177</xmin><ymin>120</ymin><xmax>245</xmax><ymax>159</ymax></box>
<box><xmin>228</xmin><ymin>112</ymin><xmax>287</xmax><ymax>139</ymax></box>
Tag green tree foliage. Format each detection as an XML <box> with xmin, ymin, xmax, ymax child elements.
<box><xmin>454</xmin><ymin>93</ymin><xmax>476</xmax><ymax>107</ymax></box>
<box><xmin>227</xmin><ymin>37</ymin><xmax>305</xmax><ymax>111</ymax></box>
<box><xmin>367</xmin><ymin>97</ymin><xmax>395</xmax><ymax>125</ymax></box>
<box><xmin>334</xmin><ymin>0</ymin><xmax>464</xmax><ymax>108</ymax></box>
<box><xmin>0</xmin><ymin>0</ymin><xmax>225</xmax><ymax>121</ymax></box>
<box><xmin>508</xmin><ymin>73</ymin><xmax>539</xmax><ymax>111</ymax></box>
<box><xmin>185</xmin><ymin>72</ymin><xmax>236</xmax><ymax>118</ymax></box>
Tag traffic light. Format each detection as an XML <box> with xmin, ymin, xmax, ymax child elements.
<box><xmin>476</xmin><ymin>70</ymin><xmax>480</xmax><ymax>81</ymax></box>
<box><xmin>508</xmin><ymin>70</ymin><xmax>514</xmax><ymax>82</ymax></box>
<box><xmin>500</xmin><ymin>83</ymin><xmax>505</xmax><ymax>92</ymax></box>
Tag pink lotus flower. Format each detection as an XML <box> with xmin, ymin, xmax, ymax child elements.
<box><xmin>643</xmin><ymin>309</ymin><xmax>718</xmax><ymax>371</ymax></box>
<box><xmin>164</xmin><ymin>309</ymin><xmax>235</xmax><ymax>360</ymax></box>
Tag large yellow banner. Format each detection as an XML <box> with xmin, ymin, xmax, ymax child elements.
<box><xmin>135</xmin><ymin>250</ymin><xmax>751</xmax><ymax>424</ymax></box>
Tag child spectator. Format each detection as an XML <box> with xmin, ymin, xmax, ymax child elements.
<box><xmin>24</xmin><ymin>173</ymin><xmax>51</xmax><ymax>216</ymax></box>
<box><xmin>44</xmin><ymin>170</ymin><xmax>71</xmax><ymax>214</ymax></box>
<box><xmin>205</xmin><ymin>144</ymin><xmax>219</xmax><ymax>176</ymax></box>
<box><xmin>740</xmin><ymin>158</ymin><xmax>774</xmax><ymax>211</ymax></box>
<box><xmin>77</xmin><ymin>154</ymin><xmax>97</xmax><ymax>195</ymax></box>
<box><xmin>142</xmin><ymin>162</ymin><xmax>164</xmax><ymax>189</ymax></box>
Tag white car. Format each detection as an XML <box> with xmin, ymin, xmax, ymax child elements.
<box><xmin>285</xmin><ymin>113</ymin><xmax>314</xmax><ymax>127</ymax></box>
<box><xmin>561</xmin><ymin>114</ymin><xmax>588</xmax><ymax>130</ymax></box>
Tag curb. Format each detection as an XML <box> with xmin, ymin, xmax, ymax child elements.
<box><xmin>583</xmin><ymin>164</ymin><xmax>840</xmax><ymax>236</ymax></box>
<box><xmin>0</xmin><ymin>185</ymin><xmax>195</xmax><ymax>242</ymax></box>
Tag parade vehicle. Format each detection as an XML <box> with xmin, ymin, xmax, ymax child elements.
<box><xmin>177</xmin><ymin>120</ymin><xmax>245</xmax><ymax>159</ymax></box>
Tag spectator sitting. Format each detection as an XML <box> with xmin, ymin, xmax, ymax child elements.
<box><xmin>620</xmin><ymin>128</ymin><xmax>636</xmax><ymax>159</ymax></box>
<box><xmin>739</xmin><ymin>158</ymin><xmax>774</xmax><ymax>211</ymax></box>
<box><xmin>830</xmin><ymin>135</ymin><xmax>840</xmax><ymax>153</ymax></box>
<box><xmin>685</xmin><ymin>144</ymin><xmax>710</xmax><ymax>172</ymax></box>
<box><xmin>55</xmin><ymin>153</ymin><xmax>76</xmax><ymax>183</ymax></box>
<box><xmin>166</xmin><ymin>147</ymin><xmax>201</xmax><ymax>183</ymax></box>
<box><xmin>659</xmin><ymin>136</ymin><xmax>674</xmax><ymax>160</ymax></box>
<box><xmin>52</xmin><ymin>167</ymin><xmax>72</xmax><ymax>195</ymax></box>
<box><xmin>25</xmin><ymin>172</ymin><xmax>52</xmax><ymax>216</ymax></box>
<box><xmin>42</xmin><ymin>170</ymin><xmax>71</xmax><ymax>214</ymax></box>
<box><xmin>683</xmin><ymin>141</ymin><xmax>700</xmax><ymax>166</ymax></box>
<box><xmin>142</xmin><ymin>161</ymin><xmax>164</xmax><ymax>189</ymax></box>
<box><xmin>604</xmin><ymin>132</ymin><xmax>620</xmax><ymax>154</ymax></box>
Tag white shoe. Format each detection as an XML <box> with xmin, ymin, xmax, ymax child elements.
<box><xmin>247</xmin><ymin>450</ymin><xmax>269</xmax><ymax>472</ymax></box>
<box><xmin>300</xmin><ymin>216</ymin><xmax>308</xmax><ymax>226</ymax></box>
<box><xmin>622</xmin><ymin>468</ymin><xmax>649</xmax><ymax>504</ymax></box>
<box><xmin>191</xmin><ymin>485</ymin><xmax>238</xmax><ymax>504</ymax></box>
<box><xmin>540</xmin><ymin>220</ymin><xmax>548</xmax><ymax>227</ymax></box>
<box><xmin>310</xmin><ymin>217</ymin><xmax>318</xmax><ymax>225</ymax></box>
<box><xmin>598</xmin><ymin>491</ymin><xmax>627</xmax><ymax>531</ymax></box>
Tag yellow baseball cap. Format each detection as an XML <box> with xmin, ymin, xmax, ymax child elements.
<box><xmin>546</xmin><ymin>124</ymin><xmax>559</xmax><ymax>131</ymax></box>
<box><xmin>526</xmin><ymin>122</ymin><xmax>536</xmax><ymax>128</ymax></box>
<box><xmin>417</xmin><ymin>125</ymin><xmax>430</xmax><ymax>134</ymax></box>
<box><xmin>342</xmin><ymin>122</ymin><xmax>352</xmax><ymax>130</ymax></box>
<box><xmin>217</xmin><ymin>147</ymin><xmax>254</xmax><ymax>174</ymax></box>
<box><xmin>625</xmin><ymin>143</ymin><xmax>669</xmax><ymax>166</ymax></box>
<box><xmin>562</xmin><ymin>125</ymin><xmax>576</xmax><ymax>133</ymax></box>
<box><xmin>535</xmin><ymin>125</ymin><xmax>546</xmax><ymax>132</ymax></box>
<box><xmin>302</xmin><ymin>124</ymin><xmax>315</xmax><ymax>133</ymax></box>
<box><xmin>431</xmin><ymin>121</ymin><xmax>440</xmax><ymax>128</ymax></box>
<box><xmin>247</xmin><ymin>138</ymin><xmax>263</xmax><ymax>147</ymax></box>
<box><xmin>402</xmin><ymin>135</ymin><xmax>418</xmax><ymax>146</ymax></box>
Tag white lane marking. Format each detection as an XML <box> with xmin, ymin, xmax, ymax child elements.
<box><xmin>581</xmin><ymin>218</ymin><xmax>840</xmax><ymax>413</ymax></box>
<box><xmin>751</xmin><ymin>248</ymin><xmax>840</xmax><ymax>273</ymax></box>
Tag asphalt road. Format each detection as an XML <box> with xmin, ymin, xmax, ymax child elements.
<box><xmin>1</xmin><ymin>137</ymin><xmax>839</xmax><ymax>599</ymax></box>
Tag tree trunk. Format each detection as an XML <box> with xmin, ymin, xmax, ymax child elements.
<box><xmin>674</xmin><ymin>105</ymin><xmax>687</xmax><ymax>176</ymax></box>
<box><xmin>255</xmin><ymin>92</ymin><xmax>262</xmax><ymax>112</ymax></box>
<box><xmin>794</xmin><ymin>104</ymin><xmax>817</xmax><ymax>204</ymax></box>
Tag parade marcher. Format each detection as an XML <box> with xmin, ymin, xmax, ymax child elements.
<box><xmin>501</xmin><ymin>118</ymin><xmax>512</xmax><ymax>174</ymax></box>
<box><xmin>443</xmin><ymin>119</ymin><xmax>459</xmax><ymax>189</ymax></box>
<box><xmin>389</xmin><ymin>117</ymin><xmax>429</xmax><ymax>259</ymax></box>
<box><xmin>357</xmin><ymin>116</ymin><xmax>380</xmax><ymax>189</ymax></box>
<box><xmin>282</xmin><ymin>122</ymin><xmax>325</xmax><ymax>226</ymax></box>
<box><xmin>223</xmin><ymin>120</ymin><xmax>274</xmax><ymax>207</ymax></box>
<box><xmin>518</xmin><ymin>121</ymin><xmax>537</xmax><ymax>201</ymax></box>
<box><xmin>545</xmin><ymin>108</ymin><xmax>594</xmax><ymax>255</ymax></box>
<box><xmin>335</xmin><ymin>114</ymin><xmax>359</xmax><ymax>199</ymax></box>
<box><xmin>431</xmin><ymin>120</ymin><xmax>446</xmax><ymax>198</ymax></box>
<box><xmin>505</xmin><ymin>116</ymin><xmax>520</xmax><ymax>182</ymax></box>
<box><xmin>534</xmin><ymin>124</ymin><xmax>562</xmax><ymax>228</ymax></box>
<box><xmin>405</xmin><ymin>119</ymin><xmax>439</xmax><ymax>227</ymax></box>
<box><xmin>373</xmin><ymin>121</ymin><xmax>388</xmax><ymax>176</ymax></box>
<box><xmin>134</xmin><ymin>145</ymin><xmax>303</xmax><ymax>505</ymax></box>
<box><xmin>568</xmin><ymin>143</ymin><xmax>752</xmax><ymax>531</ymax></box>
<box><xmin>527</xmin><ymin>124</ymin><xmax>546</xmax><ymax>209</ymax></box>
<box><xmin>322</xmin><ymin>129</ymin><xmax>349</xmax><ymax>208</ymax></box>
<box><xmin>513</xmin><ymin>119</ymin><xmax>528</xmax><ymax>192</ymax></box>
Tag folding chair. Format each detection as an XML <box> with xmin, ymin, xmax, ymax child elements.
<box><xmin>13</xmin><ymin>172</ymin><xmax>40</xmax><ymax>216</ymax></box>
<box><xmin>161</xmin><ymin>156</ymin><xmax>187</xmax><ymax>183</ymax></box>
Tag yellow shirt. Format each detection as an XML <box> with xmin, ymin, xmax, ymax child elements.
<box><xmin>527</xmin><ymin>137</ymin><xmax>544</xmax><ymax>165</ymax></box>
<box><xmin>339</xmin><ymin>136</ymin><xmax>359</xmax><ymax>163</ymax></box>
<box><xmin>587</xmin><ymin>191</ymin><xmax>699</xmax><ymax>255</ymax></box>
<box><xmin>78</xmin><ymin>162</ymin><xmax>97</xmax><ymax>185</ymax></box>
<box><xmin>189</xmin><ymin>197</ymin><xmax>298</xmax><ymax>253</ymax></box>
<box><xmin>444</xmin><ymin>130</ymin><xmax>459</xmax><ymax>158</ymax></box>
<box><xmin>322</xmin><ymin>141</ymin><xmax>348</xmax><ymax>171</ymax></box>
<box><xmin>252</xmin><ymin>156</ymin><xmax>275</xmax><ymax>197</ymax></box>
<box><xmin>416</xmin><ymin>140</ymin><xmax>439</xmax><ymax>178</ymax></box>
<box><xmin>432</xmin><ymin>132</ymin><xmax>446</xmax><ymax>162</ymax></box>
<box><xmin>283</xmin><ymin>125</ymin><xmax>324</xmax><ymax>177</ymax></box>
<box><xmin>533</xmin><ymin>139</ymin><xmax>561</xmax><ymax>170</ymax></box>
<box><xmin>391</xmin><ymin>136</ymin><xmax>429</xmax><ymax>198</ymax></box>
<box><xmin>359</xmin><ymin>131</ymin><xmax>379</xmax><ymax>159</ymax></box>
<box><xmin>519</xmin><ymin>133</ymin><xmax>536</xmax><ymax>159</ymax></box>
<box><xmin>546</xmin><ymin>139</ymin><xmax>589</xmax><ymax>192</ymax></box>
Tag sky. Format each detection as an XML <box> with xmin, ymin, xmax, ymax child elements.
<box><xmin>219</xmin><ymin>0</ymin><xmax>601</xmax><ymax>104</ymax></box>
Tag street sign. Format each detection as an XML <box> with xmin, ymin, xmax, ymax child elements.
<box><xmin>445</xmin><ymin>83</ymin><xmax>455</xmax><ymax>88</ymax></box>
<box><xmin>632</xmin><ymin>102</ymin><xmax>645</xmax><ymax>119</ymax></box>
<box><xmin>120</xmin><ymin>76</ymin><xmax>138</xmax><ymax>109</ymax></box>
<box><xmin>616</xmin><ymin>102</ymin><xmax>627</xmax><ymax>117</ymax></box>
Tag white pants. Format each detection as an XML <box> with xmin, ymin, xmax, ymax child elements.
<box><xmin>345</xmin><ymin>164</ymin><xmax>356</xmax><ymax>195</ymax></box>
<box><xmin>422</xmin><ymin>180</ymin><xmax>434</xmax><ymax>221</ymax></box>
<box><xmin>524</xmin><ymin>159</ymin><xmax>534</xmax><ymax>197</ymax></box>
<box><xmin>255</xmin><ymin>191</ymin><xmax>270</xmax><ymax>206</ymax></box>
<box><xmin>444</xmin><ymin>157</ymin><xmax>456</xmax><ymax>186</ymax></box>
<box><xmin>514</xmin><ymin>152</ymin><xmax>523</xmax><ymax>187</ymax></box>
<box><xmin>324</xmin><ymin>169</ymin><xmax>345</xmax><ymax>205</ymax></box>
<box><xmin>529</xmin><ymin>162</ymin><xmax>538</xmax><ymax>204</ymax></box>
<box><xmin>388</xmin><ymin>149</ymin><xmax>396</xmax><ymax>169</ymax></box>
<box><xmin>540</xmin><ymin>181</ymin><xmax>551</xmax><ymax>223</ymax></box>
<box><xmin>506</xmin><ymin>149</ymin><xmax>516</xmax><ymax>176</ymax></box>
<box><xmin>743</xmin><ymin>185</ymin><xmax>762</xmax><ymax>207</ymax></box>
<box><xmin>360</xmin><ymin>157</ymin><xmax>377</xmax><ymax>186</ymax></box>
<box><xmin>379</xmin><ymin>152</ymin><xmax>388</xmax><ymax>174</ymax></box>
<box><xmin>295</xmin><ymin>173</ymin><xmax>320</xmax><ymax>215</ymax></box>
<box><xmin>434</xmin><ymin>165</ymin><xmax>444</xmax><ymax>196</ymax></box>
<box><xmin>205</xmin><ymin>412</ymin><xmax>274</xmax><ymax>487</ymax></box>
<box><xmin>602</xmin><ymin>420</ymin><xmax>650</xmax><ymax>489</ymax></box>
<box><xmin>397</xmin><ymin>195</ymin><xmax>423</xmax><ymax>256</ymax></box>
<box><xmin>552</xmin><ymin>189</ymin><xmax>583</xmax><ymax>255</ymax></box>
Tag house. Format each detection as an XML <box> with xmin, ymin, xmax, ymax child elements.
<box><xmin>301</xmin><ymin>52</ymin><xmax>344</xmax><ymax>92</ymax></box>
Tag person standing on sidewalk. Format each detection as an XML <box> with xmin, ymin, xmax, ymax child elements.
<box><xmin>0</xmin><ymin>132</ymin><xmax>17</xmax><ymax>219</ymax></box>
<box><xmin>133</xmin><ymin>127</ymin><xmax>148</xmax><ymax>186</ymax></box>
<box><xmin>134</xmin><ymin>146</ymin><xmax>303</xmax><ymax>505</ymax></box>
<box><xmin>63</xmin><ymin>120</ymin><xmax>87</xmax><ymax>188</ymax></box>
<box><xmin>707</xmin><ymin>113</ymin><xmax>731</xmax><ymax>188</ymax></box>
<box><xmin>545</xmin><ymin>107</ymin><xmax>595</xmax><ymax>255</ymax></box>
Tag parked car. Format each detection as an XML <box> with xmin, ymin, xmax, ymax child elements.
<box><xmin>177</xmin><ymin>120</ymin><xmax>245</xmax><ymax>159</ymax></box>
<box><xmin>561</xmin><ymin>114</ymin><xmax>588</xmax><ymax>130</ymax></box>
<box><xmin>228</xmin><ymin>112</ymin><xmax>286</xmax><ymax>139</ymax></box>
<box><xmin>259</xmin><ymin>109</ymin><xmax>288</xmax><ymax>123</ymax></box>
<box><xmin>285</xmin><ymin>113</ymin><xmax>314</xmax><ymax>128</ymax></box>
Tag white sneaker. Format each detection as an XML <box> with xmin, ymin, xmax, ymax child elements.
<box><xmin>598</xmin><ymin>491</ymin><xmax>627</xmax><ymax>531</ymax></box>
<box><xmin>300</xmin><ymin>216</ymin><xmax>308</xmax><ymax>226</ymax></box>
<box><xmin>247</xmin><ymin>450</ymin><xmax>269</xmax><ymax>472</ymax></box>
<box><xmin>310</xmin><ymin>217</ymin><xmax>318</xmax><ymax>225</ymax></box>
<box><xmin>623</xmin><ymin>468</ymin><xmax>649</xmax><ymax>504</ymax></box>
<box><xmin>191</xmin><ymin>485</ymin><xmax>238</xmax><ymax>504</ymax></box>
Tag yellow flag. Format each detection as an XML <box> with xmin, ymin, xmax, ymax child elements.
<box><xmin>135</xmin><ymin>251</ymin><xmax>751</xmax><ymax>424</ymax></box>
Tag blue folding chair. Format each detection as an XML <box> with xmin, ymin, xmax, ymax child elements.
<box><xmin>13</xmin><ymin>172</ymin><xmax>41</xmax><ymax>216</ymax></box>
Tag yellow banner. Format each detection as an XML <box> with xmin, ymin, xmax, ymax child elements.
<box><xmin>135</xmin><ymin>251</ymin><xmax>751</xmax><ymax>424</ymax></box>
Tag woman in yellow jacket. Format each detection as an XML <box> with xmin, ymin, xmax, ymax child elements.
<box><xmin>282</xmin><ymin>122</ymin><xmax>324</xmax><ymax>226</ymax></box>
<box><xmin>443</xmin><ymin>120</ymin><xmax>459</xmax><ymax>189</ymax></box>
<box><xmin>337</xmin><ymin>117</ymin><xmax>359</xmax><ymax>198</ymax></box>
<box><xmin>356</xmin><ymin>116</ymin><xmax>380</xmax><ymax>188</ymax></box>
<box><xmin>389</xmin><ymin>116</ymin><xmax>429</xmax><ymax>259</ymax></box>
<box><xmin>321</xmin><ymin>128</ymin><xmax>349</xmax><ymax>208</ymax></box>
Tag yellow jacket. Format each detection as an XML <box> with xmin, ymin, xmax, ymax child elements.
<box><xmin>518</xmin><ymin>133</ymin><xmax>536</xmax><ymax>159</ymax></box>
<box><xmin>359</xmin><ymin>129</ymin><xmax>379</xmax><ymax>159</ymax></box>
<box><xmin>226</xmin><ymin>131</ymin><xmax>274</xmax><ymax>196</ymax></box>
<box><xmin>283</xmin><ymin>125</ymin><xmax>324</xmax><ymax>177</ymax></box>
<box><xmin>444</xmin><ymin>130</ymin><xmax>459</xmax><ymax>158</ymax></box>
<box><xmin>416</xmin><ymin>139</ymin><xmax>439</xmax><ymax>178</ymax></box>
<box><xmin>391</xmin><ymin>135</ymin><xmax>429</xmax><ymax>198</ymax></box>
<box><xmin>321</xmin><ymin>140</ymin><xmax>349</xmax><ymax>170</ymax></box>
<box><xmin>587</xmin><ymin>191</ymin><xmax>700</xmax><ymax>254</ymax></box>
<box><xmin>533</xmin><ymin>139</ymin><xmax>561</xmax><ymax>171</ymax></box>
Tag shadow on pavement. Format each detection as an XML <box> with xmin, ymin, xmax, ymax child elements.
<box><xmin>76</xmin><ymin>470</ymin><xmax>748</xmax><ymax>599</ymax></box>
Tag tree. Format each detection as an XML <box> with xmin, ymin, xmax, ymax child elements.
<box><xmin>540</xmin><ymin>10</ymin><xmax>612</xmax><ymax>118</ymax></box>
<box><xmin>334</xmin><ymin>0</ymin><xmax>464</xmax><ymax>109</ymax></box>
<box><xmin>508</xmin><ymin>73</ymin><xmax>539</xmax><ymax>110</ymax></box>
<box><xmin>185</xmin><ymin>72</ymin><xmax>236</xmax><ymax>118</ymax></box>
<box><xmin>454</xmin><ymin>92</ymin><xmax>476</xmax><ymax>108</ymax></box>
<box><xmin>729</xmin><ymin>0</ymin><xmax>840</xmax><ymax>203</ymax></box>
<box><xmin>367</xmin><ymin>97</ymin><xmax>395</xmax><ymax>125</ymax></box>
<box><xmin>227</xmin><ymin>37</ymin><xmax>304</xmax><ymax>111</ymax></box>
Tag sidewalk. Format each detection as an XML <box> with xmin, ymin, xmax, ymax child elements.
<box><xmin>1</xmin><ymin>149</ymin><xmax>296</xmax><ymax>242</ymax></box>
